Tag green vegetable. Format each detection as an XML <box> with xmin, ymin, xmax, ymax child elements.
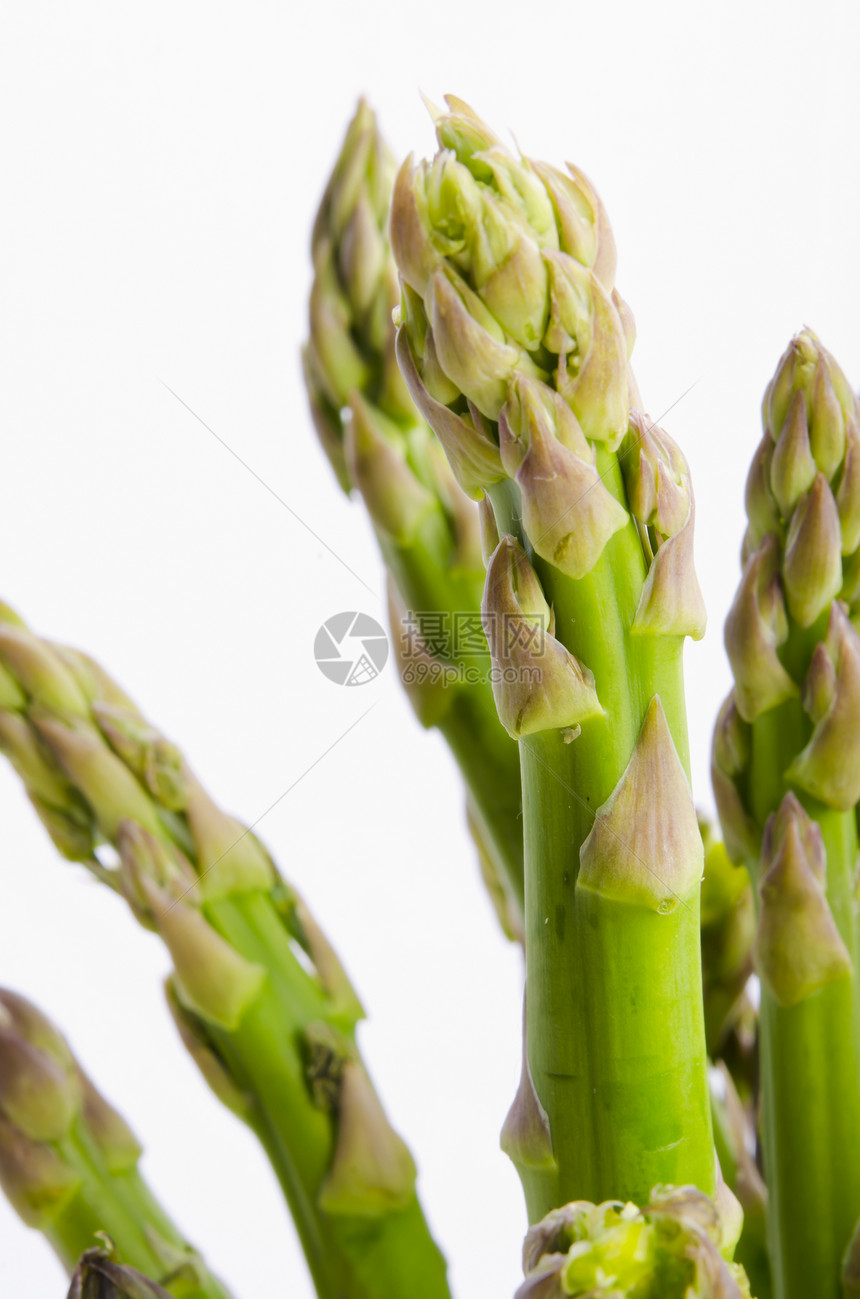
<box><xmin>0</xmin><ymin>989</ymin><xmax>230</xmax><ymax>1299</ymax></box>
<box><xmin>391</xmin><ymin>96</ymin><xmax>714</xmax><ymax>1216</ymax></box>
<box><xmin>0</xmin><ymin>608</ymin><xmax>450</xmax><ymax>1299</ymax></box>
<box><xmin>713</xmin><ymin>329</ymin><xmax>860</xmax><ymax>1299</ymax></box>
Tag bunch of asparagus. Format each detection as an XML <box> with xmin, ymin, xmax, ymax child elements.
<box><xmin>2</xmin><ymin>95</ymin><xmax>858</xmax><ymax>1299</ymax></box>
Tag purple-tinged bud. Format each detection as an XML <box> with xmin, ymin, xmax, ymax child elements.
<box><xmin>531</xmin><ymin>160</ymin><xmax>617</xmax><ymax>289</ymax></box>
<box><xmin>0</xmin><ymin>991</ymin><xmax>80</xmax><ymax>1142</ymax></box>
<box><xmin>478</xmin><ymin>150</ymin><xmax>558</xmax><ymax>251</ymax></box>
<box><xmin>809</xmin><ymin>355</ymin><xmax>847</xmax><ymax>480</ymax></box>
<box><xmin>754</xmin><ymin>804</ymin><xmax>851</xmax><ymax>1006</ymax></box>
<box><xmin>724</xmin><ymin>536</ymin><xmax>797</xmax><ymax>722</ymax></box>
<box><xmin>782</xmin><ymin>473</ymin><xmax>842</xmax><ymax>628</ymax></box>
<box><xmin>0</xmin><ymin>710</ymin><xmax>79</xmax><ymax>809</ymax></box>
<box><xmin>482</xmin><ymin>536</ymin><xmax>603</xmax><ymax>737</ymax></box>
<box><xmin>499</xmin><ymin>376</ymin><xmax>627</xmax><ymax>579</ymax></box>
<box><xmin>390</xmin><ymin>157</ymin><xmax>442</xmax><ymax>297</ymax></box>
<box><xmin>31</xmin><ymin>712</ymin><xmax>163</xmax><ymax>844</ymax></box>
<box><xmin>761</xmin><ymin>791</ymin><xmax>826</xmax><ymax>886</ymax></box>
<box><xmin>307</xmin><ymin>249</ymin><xmax>371</xmax><ymax>408</ymax></box>
<box><xmin>836</xmin><ymin>420</ymin><xmax>860</xmax><ymax>555</ymax></box>
<box><xmin>743</xmin><ymin>432</ymin><xmax>781</xmax><ymax>553</ymax></box>
<box><xmin>302</xmin><ymin>349</ymin><xmax>351</xmax><ymax>493</ymax></box>
<box><xmin>395</xmin><ymin>323</ymin><xmax>505</xmax><ymax>498</ymax></box>
<box><xmin>0</xmin><ymin>1114</ymin><xmax>79</xmax><ymax>1228</ymax></box>
<box><xmin>501</xmin><ymin>993</ymin><xmax>554</xmax><ymax>1173</ymax></box>
<box><xmin>786</xmin><ymin>602</ymin><xmax>860</xmax><ymax>809</ymax></box>
<box><xmin>769</xmin><ymin>391</ymin><xmax>817</xmax><ymax>518</ymax></box>
<box><xmin>0</xmin><ymin>625</ymin><xmax>89</xmax><ymax>716</ymax></box>
<box><xmin>477</xmin><ymin>221</ymin><xmax>549</xmax><ymax>351</ymax></box>
<box><xmin>433</xmin><ymin>94</ymin><xmax>504</xmax><ymax>172</ymax></box>
<box><xmin>93</xmin><ymin>704</ymin><xmax>187</xmax><ymax>813</ymax></box>
<box><xmin>344</xmin><ymin>393</ymin><xmax>436</xmax><ymax>544</ymax></box>
<box><xmin>623</xmin><ymin>411</ymin><xmax>690</xmax><ymax>540</ymax></box>
<box><xmin>632</xmin><ymin>502</ymin><xmax>707</xmax><ymax>640</ymax></box>
<box><xmin>711</xmin><ymin>694</ymin><xmax>759</xmax><ymax>866</ymax></box>
<box><xmin>801</xmin><ymin>640</ymin><xmax>837</xmax><ymax>724</ymax></box>
<box><xmin>542</xmin><ymin>253</ymin><xmax>628</xmax><ymax>448</ymax></box>
<box><xmin>478</xmin><ymin>494</ymin><xmax>500</xmax><ymax>566</ymax></box>
<box><xmin>28</xmin><ymin>794</ymin><xmax>96</xmax><ymax>862</ymax></box>
<box><xmin>337</xmin><ymin>188</ymin><xmax>386</xmax><ymax>324</ymax></box>
<box><xmin>68</xmin><ymin>1246</ymin><xmax>174</xmax><ymax>1299</ymax></box>
<box><xmin>578</xmin><ymin>696</ymin><xmax>703</xmax><ymax>911</ymax></box>
<box><xmin>426</xmin><ymin>269</ymin><xmax>522</xmax><ymax>420</ymax></box>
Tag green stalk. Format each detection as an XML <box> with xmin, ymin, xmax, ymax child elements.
<box><xmin>514</xmin><ymin>510</ymin><xmax>711</xmax><ymax>1209</ymax></box>
<box><xmin>390</xmin><ymin>97</ymin><xmax>715</xmax><ymax>1219</ymax></box>
<box><xmin>200</xmin><ymin>892</ymin><xmax>450</xmax><ymax>1299</ymax></box>
<box><xmin>0</xmin><ymin>611</ymin><xmax>451</xmax><ymax>1299</ymax></box>
<box><xmin>714</xmin><ymin>329</ymin><xmax>860</xmax><ymax>1299</ymax></box>
<box><xmin>0</xmin><ymin>989</ymin><xmax>231</xmax><ymax>1299</ymax></box>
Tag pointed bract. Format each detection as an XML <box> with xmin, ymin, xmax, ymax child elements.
<box><xmin>786</xmin><ymin>602</ymin><xmax>860</xmax><ymax>809</ymax></box>
<box><xmin>724</xmin><ymin>536</ymin><xmax>797</xmax><ymax>722</ymax></box>
<box><xmin>317</xmin><ymin>1057</ymin><xmax>417</xmax><ymax>1217</ymax></box>
<box><xmin>482</xmin><ymin>537</ymin><xmax>603</xmax><ymax>737</ymax></box>
<box><xmin>754</xmin><ymin>806</ymin><xmax>851</xmax><ymax>1006</ymax></box>
<box><xmin>499</xmin><ymin>376</ymin><xmax>627</xmax><ymax>578</ymax></box>
<box><xmin>578</xmin><ymin>697</ymin><xmax>703</xmax><ymax>910</ymax></box>
<box><xmin>782</xmin><ymin>473</ymin><xmax>842</xmax><ymax>628</ymax></box>
<box><xmin>501</xmin><ymin>992</ymin><xmax>555</xmax><ymax>1172</ymax></box>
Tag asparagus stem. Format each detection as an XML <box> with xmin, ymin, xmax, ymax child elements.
<box><xmin>715</xmin><ymin>329</ymin><xmax>860</xmax><ymax>1299</ymax></box>
<box><xmin>749</xmin><ymin>713</ymin><xmax>860</xmax><ymax>1299</ymax></box>
<box><xmin>0</xmin><ymin>989</ymin><xmax>231</xmax><ymax>1299</ymax></box>
<box><xmin>390</xmin><ymin>97</ymin><xmax>715</xmax><ymax>1216</ymax></box>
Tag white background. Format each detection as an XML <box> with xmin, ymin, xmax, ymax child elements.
<box><xmin>0</xmin><ymin>3</ymin><xmax>858</xmax><ymax>1296</ymax></box>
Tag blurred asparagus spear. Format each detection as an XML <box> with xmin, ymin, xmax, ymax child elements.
<box><xmin>303</xmin><ymin>99</ymin><xmax>524</xmax><ymax>929</ymax></box>
<box><xmin>391</xmin><ymin>96</ymin><xmax>714</xmax><ymax>1216</ymax></box>
<box><xmin>699</xmin><ymin>821</ymin><xmax>758</xmax><ymax>1099</ymax></box>
<box><xmin>0</xmin><ymin>605</ymin><xmax>450</xmax><ymax>1299</ymax></box>
<box><xmin>0</xmin><ymin>989</ymin><xmax>231</xmax><ymax>1299</ymax></box>
<box><xmin>713</xmin><ymin>329</ymin><xmax>860</xmax><ymax>1299</ymax></box>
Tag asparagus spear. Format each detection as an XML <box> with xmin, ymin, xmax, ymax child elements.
<box><xmin>516</xmin><ymin>1184</ymin><xmax>751</xmax><ymax>1297</ymax></box>
<box><xmin>713</xmin><ymin>329</ymin><xmax>860</xmax><ymax>1299</ymax></box>
<box><xmin>0</xmin><ymin>989</ymin><xmax>231</xmax><ymax>1299</ymax></box>
<box><xmin>0</xmin><ymin>606</ymin><xmax>450</xmax><ymax>1299</ymax></box>
<box><xmin>391</xmin><ymin>97</ymin><xmax>714</xmax><ymax>1215</ymax></box>
<box><xmin>303</xmin><ymin>99</ymin><xmax>525</xmax><ymax>927</ymax></box>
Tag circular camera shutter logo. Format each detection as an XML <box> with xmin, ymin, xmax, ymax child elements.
<box><xmin>314</xmin><ymin>611</ymin><xmax>389</xmax><ymax>687</ymax></box>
